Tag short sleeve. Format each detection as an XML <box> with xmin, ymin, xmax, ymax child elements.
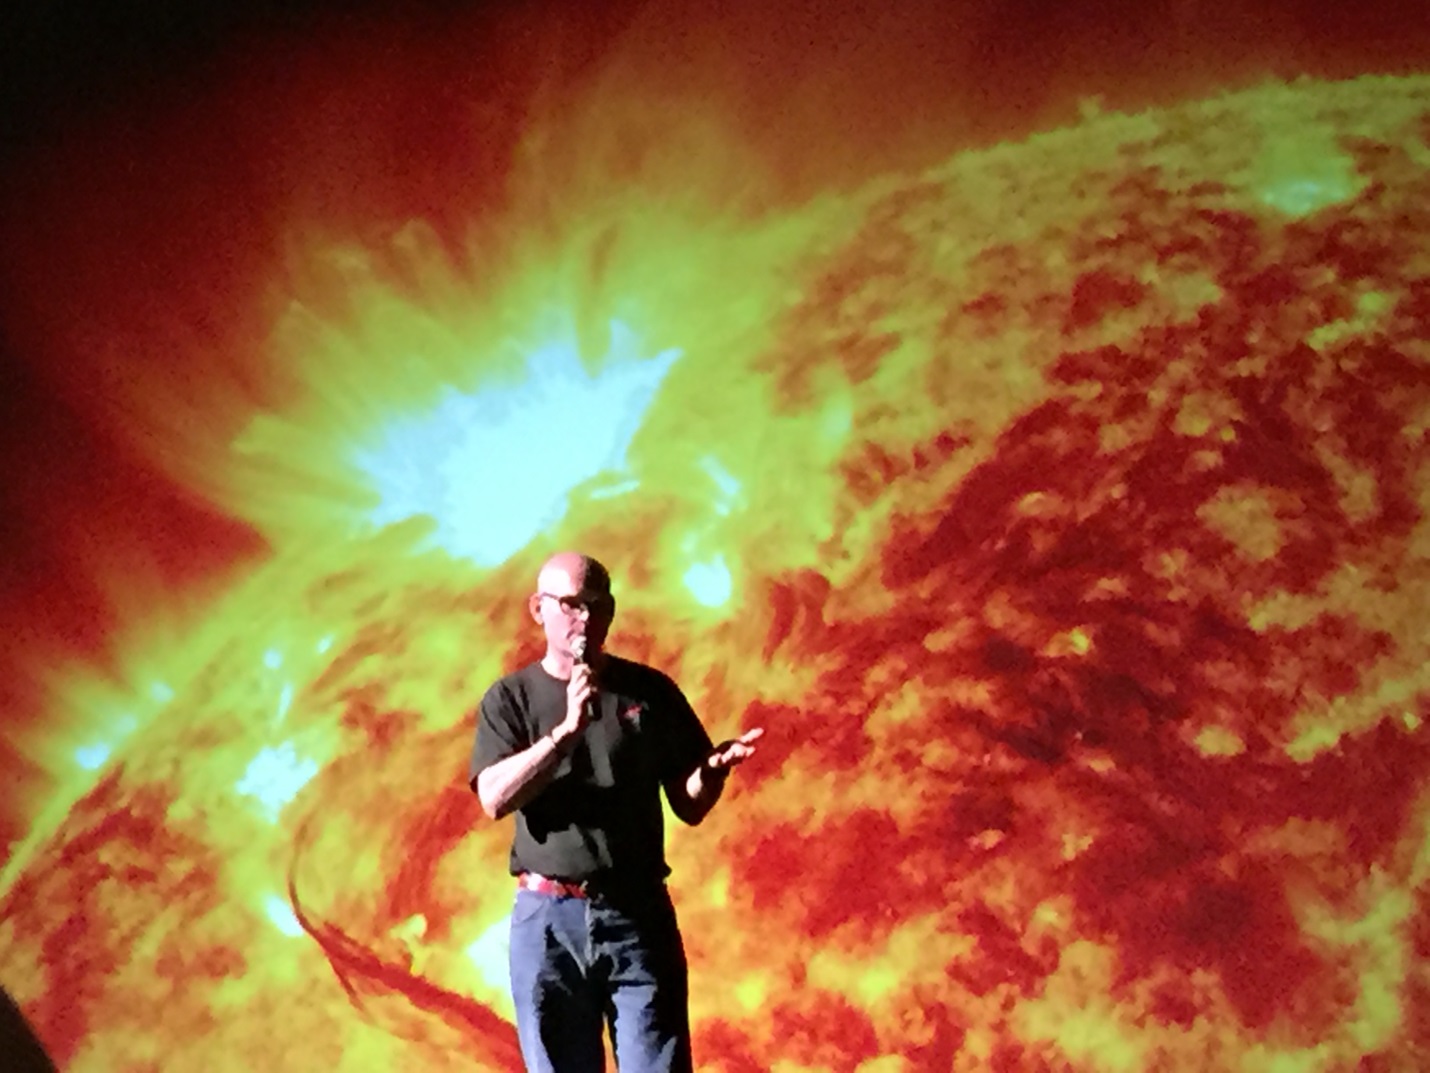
<box><xmin>469</xmin><ymin>681</ymin><xmax>528</xmax><ymax>786</ymax></box>
<box><xmin>654</xmin><ymin>673</ymin><xmax>714</xmax><ymax>785</ymax></box>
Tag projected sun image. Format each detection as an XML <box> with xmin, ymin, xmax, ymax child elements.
<box><xmin>1</xmin><ymin>4</ymin><xmax>1428</xmax><ymax>1072</ymax></box>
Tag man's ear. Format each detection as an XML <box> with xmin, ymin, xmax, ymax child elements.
<box><xmin>528</xmin><ymin>593</ymin><xmax>544</xmax><ymax>623</ymax></box>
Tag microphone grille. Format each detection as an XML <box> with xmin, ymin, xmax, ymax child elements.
<box><xmin>571</xmin><ymin>636</ymin><xmax>587</xmax><ymax>662</ymax></box>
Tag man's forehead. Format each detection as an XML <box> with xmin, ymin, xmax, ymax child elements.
<box><xmin>537</xmin><ymin>568</ymin><xmax>582</xmax><ymax>594</ymax></box>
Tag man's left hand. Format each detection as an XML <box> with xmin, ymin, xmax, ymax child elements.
<box><xmin>706</xmin><ymin>728</ymin><xmax>764</xmax><ymax>773</ymax></box>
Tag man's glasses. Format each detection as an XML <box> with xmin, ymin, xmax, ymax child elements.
<box><xmin>538</xmin><ymin>592</ymin><xmax>614</xmax><ymax>617</ymax></box>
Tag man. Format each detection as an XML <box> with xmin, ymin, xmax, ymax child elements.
<box><xmin>470</xmin><ymin>551</ymin><xmax>762</xmax><ymax>1073</ymax></box>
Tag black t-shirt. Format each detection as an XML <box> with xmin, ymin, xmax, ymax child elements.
<box><xmin>469</xmin><ymin>655</ymin><xmax>713</xmax><ymax>884</ymax></box>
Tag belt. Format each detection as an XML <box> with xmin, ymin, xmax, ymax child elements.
<box><xmin>517</xmin><ymin>871</ymin><xmax>666</xmax><ymax>901</ymax></box>
<box><xmin>518</xmin><ymin>872</ymin><xmax>594</xmax><ymax>899</ymax></box>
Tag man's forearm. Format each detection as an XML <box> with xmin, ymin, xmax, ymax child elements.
<box><xmin>475</xmin><ymin>732</ymin><xmax>571</xmax><ymax>819</ymax></box>
<box><xmin>677</xmin><ymin>761</ymin><xmax>728</xmax><ymax>825</ymax></box>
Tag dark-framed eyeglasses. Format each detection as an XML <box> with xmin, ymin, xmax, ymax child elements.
<box><xmin>538</xmin><ymin>592</ymin><xmax>614</xmax><ymax>617</ymax></box>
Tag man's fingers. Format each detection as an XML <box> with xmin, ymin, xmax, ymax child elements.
<box><xmin>708</xmin><ymin>728</ymin><xmax>765</xmax><ymax>770</ymax></box>
<box><xmin>716</xmin><ymin>744</ymin><xmax>756</xmax><ymax>765</ymax></box>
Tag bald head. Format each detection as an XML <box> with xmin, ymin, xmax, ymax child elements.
<box><xmin>536</xmin><ymin>552</ymin><xmax>611</xmax><ymax>596</ymax></box>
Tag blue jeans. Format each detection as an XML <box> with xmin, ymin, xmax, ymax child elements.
<box><xmin>508</xmin><ymin>884</ymin><xmax>693</xmax><ymax>1073</ymax></box>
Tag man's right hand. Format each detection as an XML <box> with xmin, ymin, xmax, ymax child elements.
<box><xmin>554</xmin><ymin>661</ymin><xmax>597</xmax><ymax>745</ymax></box>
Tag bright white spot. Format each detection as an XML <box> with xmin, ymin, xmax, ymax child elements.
<box><xmin>588</xmin><ymin>478</ymin><xmax>641</xmax><ymax>501</ymax></box>
<box><xmin>684</xmin><ymin>556</ymin><xmax>733</xmax><ymax>608</ymax></box>
<box><xmin>75</xmin><ymin>712</ymin><xmax>143</xmax><ymax>769</ymax></box>
<box><xmin>315</xmin><ymin>635</ymin><xmax>334</xmax><ymax>654</ymax></box>
<box><xmin>465</xmin><ymin>916</ymin><xmax>512</xmax><ymax>995</ymax></box>
<box><xmin>276</xmin><ymin>683</ymin><xmax>295</xmax><ymax>721</ymax></box>
<box><xmin>263</xmin><ymin>648</ymin><xmax>283</xmax><ymax>670</ymax></box>
<box><xmin>76</xmin><ymin>744</ymin><xmax>111</xmax><ymax>770</ymax></box>
<box><xmin>699</xmin><ymin>457</ymin><xmax>742</xmax><ymax>516</ymax></box>
<box><xmin>264</xmin><ymin>895</ymin><xmax>305</xmax><ymax>938</ymax></box>
<box><xmin>1253</xmin><ymin>124</ymin><xmax>1365</xmax><ymax>219</ymax></box>
<box><xmin>150</xmin><ymin>681</ymin><xmax>174</xmax><ymax>703</ymax></box>
<box><xmin>821</xmin><ymin>397</ymin><xmax>853</xmax><ymax>443</ymax></box>
<box><xmin>353</xmin><ymin>320</ymin><xmax>681</xmax><ymax>566</ymax></box>
<box><xmin>1259</xmin><ymin>176</ymin><xmax>1360</xmax><ymax>217</ymax></box>
<box><xmin>236</xmin><ymin>742</ymin><xmax>320</xmax><ymax>821</ymax></box>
